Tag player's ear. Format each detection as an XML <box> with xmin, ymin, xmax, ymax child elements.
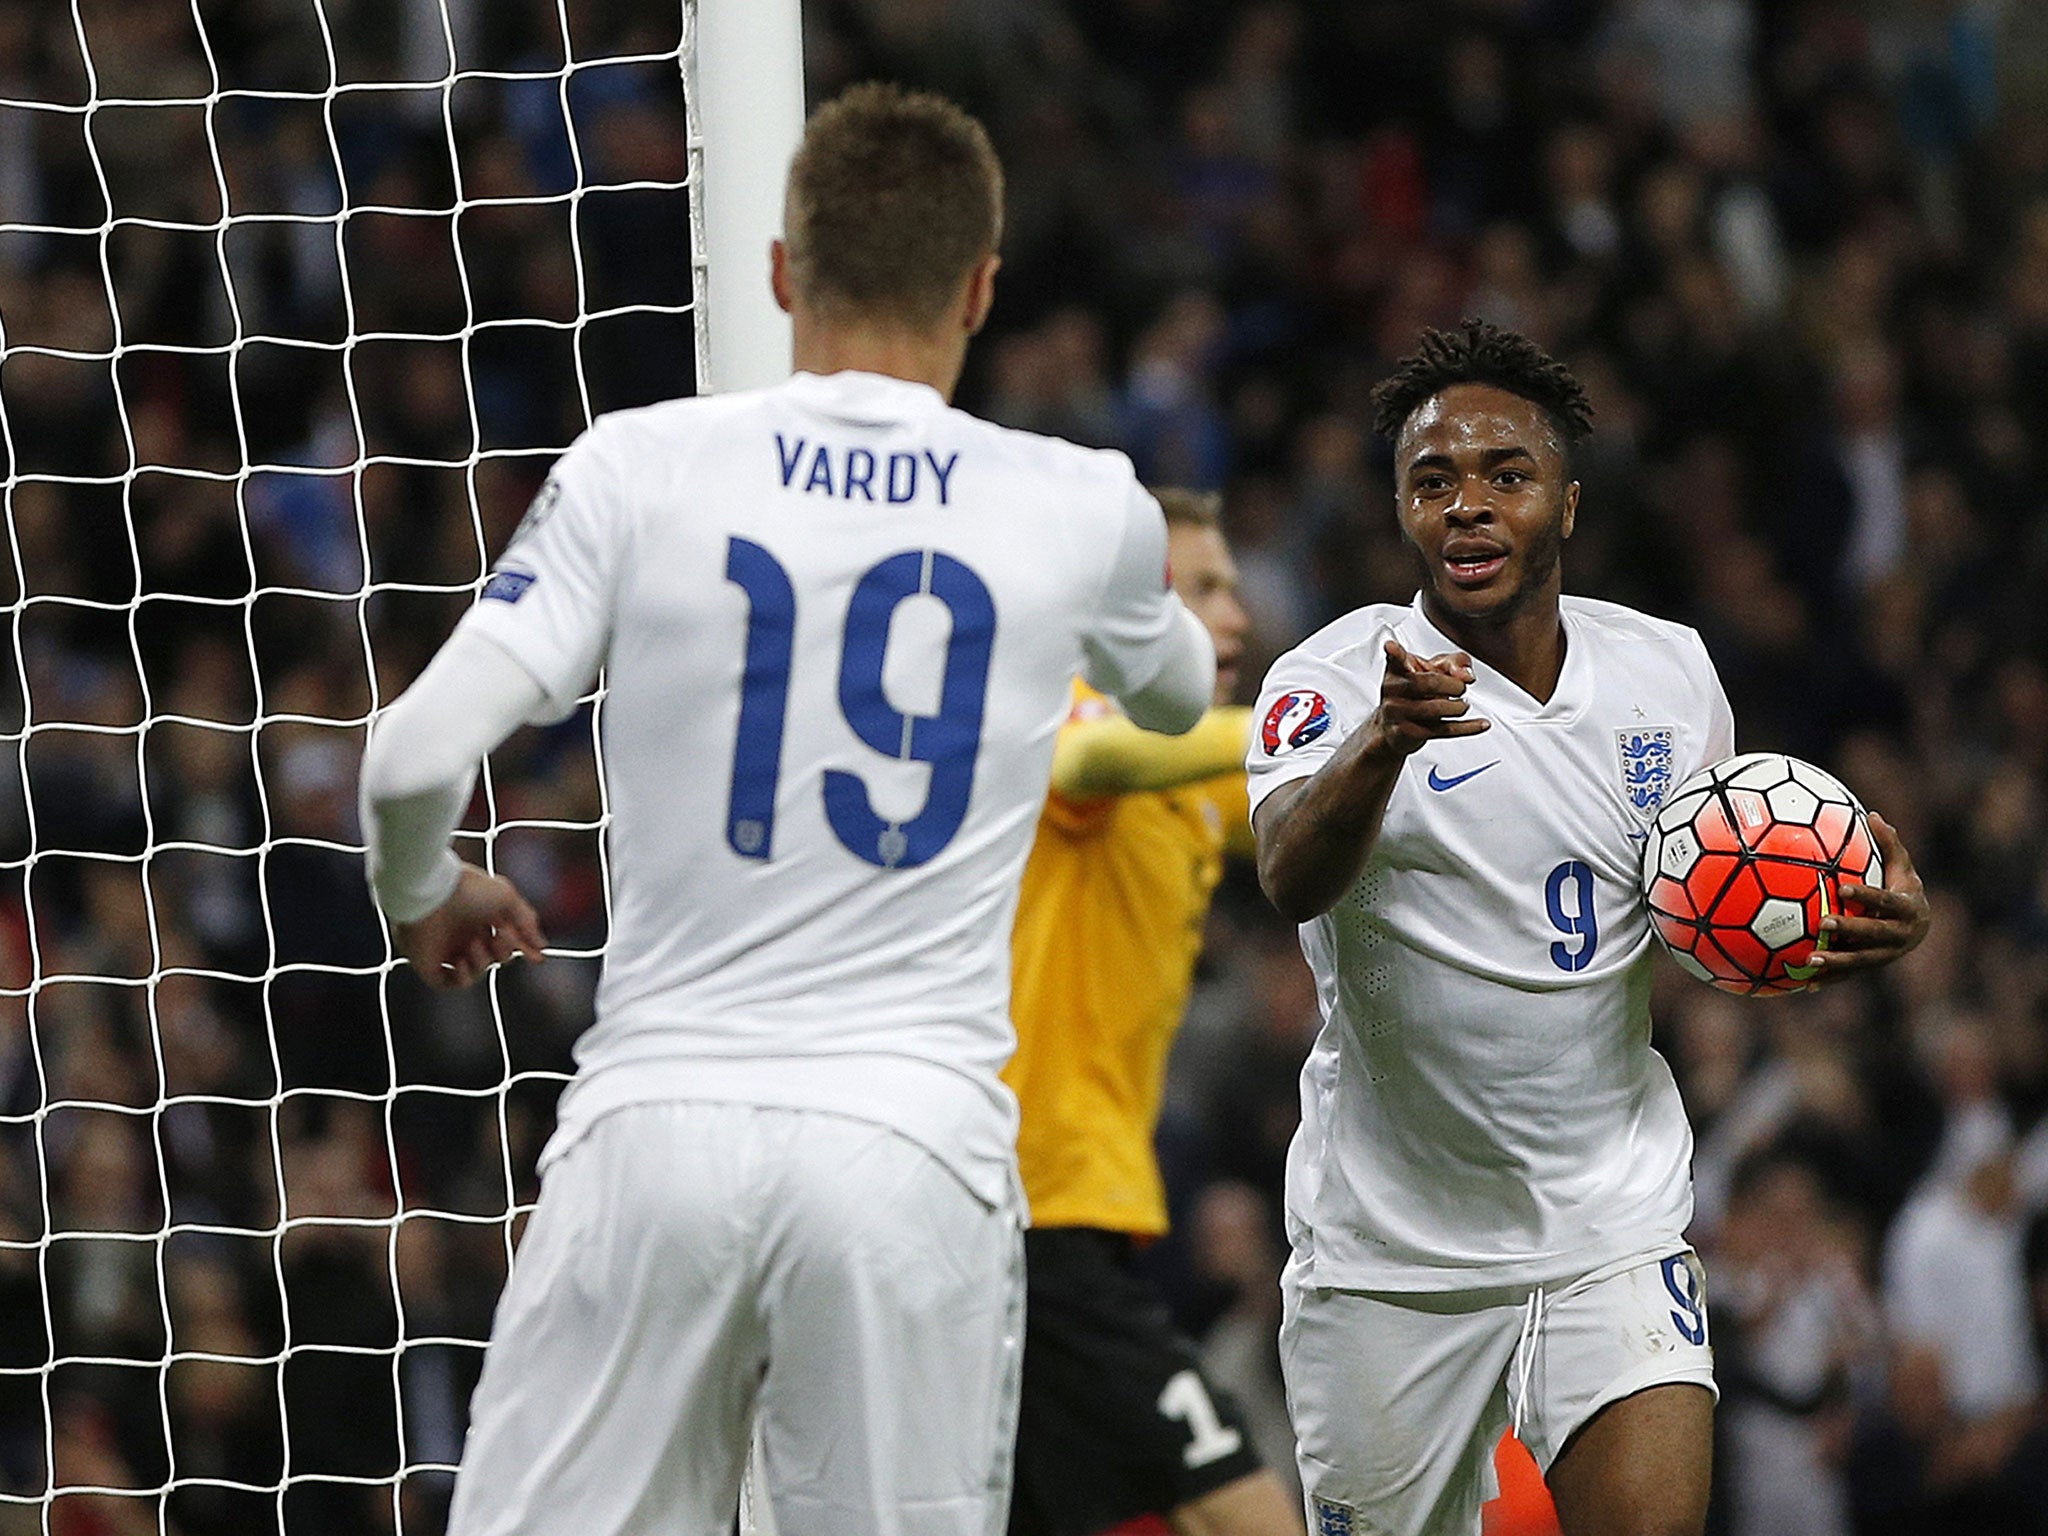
<box><xmin>1563</xmin><ymin>480</ymin><xmax>1579</xmax><ymax>540</ymax></box>
<box><xmin>770</xmin><ymin>239</ymin><xmax>795</xmax><ymax>315</ymax></box>
<box><xmin>960</xmin><ymin>253</ymin><xmax>1001</xmax><ymax>336</ymax></box>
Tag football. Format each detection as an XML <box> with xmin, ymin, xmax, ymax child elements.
<box><xmin>1640</xmin><ymin>752</ymin><xmax>1884</xmax><ymax>995</ymax></box>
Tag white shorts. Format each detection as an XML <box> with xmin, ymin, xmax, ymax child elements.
<box><xmin>1280</xmin><ymin>1247</ymin><xmax>1716</xmax><ymax>1536</ymax></box>
<box><xmin>446</xmin><ymin>1102</ymin><xmax>1025</xmax><ymax>1536</ymax></box>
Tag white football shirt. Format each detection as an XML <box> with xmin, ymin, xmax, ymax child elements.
<box><xmin>1249</xmin><ymin>594</ymin><xmax>1735</xmax><ymax>1289</ymax></box>
<box><xmin>458</xmin><ymin>370</ymin><xmax>1202</xmax><ymax>1205</ymax></box>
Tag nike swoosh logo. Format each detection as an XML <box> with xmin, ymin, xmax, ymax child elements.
<box><xmin>1627</xmin><ymin>829</ymin><xmax>1649</xmax><ymax>842</ymax></box>
<box><xmin>1426</xmin><ymin>761</ymin><xmax>1500</xmax><ymax>792</ymax></box>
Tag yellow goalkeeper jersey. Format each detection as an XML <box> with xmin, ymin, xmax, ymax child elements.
<box><xmin>1004</xmin><ymin>686</ymin><xmax>1249</xmax><ymax>1236</ymax></box>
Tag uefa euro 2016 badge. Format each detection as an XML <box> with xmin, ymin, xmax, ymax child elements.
<box><xmin>1617</xmin><ymin>726</ymin><xmax>1676</xmax><ymax>819</ymax></box>
<box><xmin>1262</xmin><ymin>690</ymin><xmax>1333</xmax><ymax>756</ymax></box>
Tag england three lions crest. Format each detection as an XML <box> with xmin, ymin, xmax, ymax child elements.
<box><xmin>1617</xmin><ymin>727</ymin><xmax>1676</xmax><ymax>820</ymax></box>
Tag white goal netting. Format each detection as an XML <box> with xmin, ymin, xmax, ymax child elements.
<box><xmin>0</xmin><ymin>3</ymin><xmax>709</xmax><ymax>1530</ymax></box>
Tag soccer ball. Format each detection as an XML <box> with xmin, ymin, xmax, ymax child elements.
<box><xmin>1640</xmin><ymin>753</ymin><xmax>1884</xmax><ymax>996</ymax></box>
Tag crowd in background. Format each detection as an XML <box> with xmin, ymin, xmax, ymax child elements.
<box><xmin>2</xmin><ymin>0</ymin><xmax>2047</xmax><ymax>1532</ymax></box>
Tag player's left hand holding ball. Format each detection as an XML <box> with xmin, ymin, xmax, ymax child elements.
<box><xmin>1801</xmin><ymin>813</ymin><xmax>1930</xmax><ymax>983</ymax></box>
<box><xmin>396</xmin><ymin>862</ymin><xmax>548</xmax><ymax>989</ymax></box>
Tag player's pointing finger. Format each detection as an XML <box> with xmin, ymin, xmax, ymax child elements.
<box><xmin>1401</xmin><ymin>670</ymin><xmax>1471</xmax><ymax>699</ymax></box>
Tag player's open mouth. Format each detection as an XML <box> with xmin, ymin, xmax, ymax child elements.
<box><xmin>1443</xmin><ymin>548</ymin><xmax>1509</xmax><ymax>587</ymax></box>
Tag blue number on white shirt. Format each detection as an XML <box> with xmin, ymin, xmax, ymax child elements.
<box><xmin>1545</xmin><ymin>859</ymin><xmax>1599</xmax><ymax>972</ymax></box>
<box><xmin>723</xmin><ymin>539</ymin><xmax>996</xmax><ymax>869</ymax></box>
<box><xmin>1661</xmin><ymin>1253</ymin><xmax>1708</xmax><ymax>1345</ymax></box>
<box><xmin>826</xmin><ymin>550</ymin><xmax>995</xmax><ymax>868</ymax></box>
<box><xmin>723</xmin><ymin>538</ymin><xmax>798</xmax><ymax>859</ymax></box>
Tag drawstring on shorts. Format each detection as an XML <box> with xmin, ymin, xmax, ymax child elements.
<box><xmin>1510</xmin><ymin>1285</ymin><xmax>1549</xmax><ymax>1439</ymax></box>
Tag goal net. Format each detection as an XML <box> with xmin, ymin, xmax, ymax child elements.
<box><xmin>0</xmin><ymin>2</ymin><xmax>793</xmax><ymax>1531</ymax></box>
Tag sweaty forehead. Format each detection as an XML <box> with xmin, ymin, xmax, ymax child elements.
<box><xmin>1398</xmin><ymin>383</ymin><xmax>1561</xmax><ymax>467</ymax></box>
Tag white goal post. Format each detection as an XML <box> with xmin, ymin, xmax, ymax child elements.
<box><xmin>695</xmin><ymin>0</ymin><xmax>803</xmax><ymax>394</ymax></box>
<box><xmin>0</xmin><ymin>1</ymin><xmax>800</xmax><ymax>1532</ymax></box>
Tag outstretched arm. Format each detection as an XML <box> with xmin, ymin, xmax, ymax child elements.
<box><xmin>360</xmin><ymin>628</ymin><xmax>552</xmax><ymax>988</ymax></box>
<box><xmin>1051</xmin><ymin>706</ymin><xmax>1251</xmax><ymax>799</ymax></box>
<box><xmin>1255</xmin><ymin>640</ymin><xmax>1487</xmax><ymax>923</ymax></box>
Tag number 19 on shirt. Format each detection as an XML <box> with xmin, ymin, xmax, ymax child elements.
<box><xmin>724</xmin><ymin>537</ymin><xmax>996</xmax><ymax>869</ymax></box>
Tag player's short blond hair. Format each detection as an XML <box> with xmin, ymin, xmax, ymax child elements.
<box><xmin>784</xmin><ymin>83</ymin><xmax>1004</xmax><ymax>331</ymax></box>
<box><xmin>1151</xmin><ymin>487</ymin><xmax>1222</xmax><ymax>530</ymax></box>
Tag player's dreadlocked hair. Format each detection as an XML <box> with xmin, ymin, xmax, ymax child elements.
<box><xmin>1370</xmin><ymin>320</ymin><xmax>1594</xmax><ymax>451</ymax></box>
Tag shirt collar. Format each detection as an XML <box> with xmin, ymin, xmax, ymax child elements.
<box><xmin>1406</xmin><ymin>592</ymin><xmax>1588</xmax><ymax>724</ymax></box>
<box><xmin>783</xmin><ymin>369</ymin><xmax>949</xmax><ymax>423</ymax></box>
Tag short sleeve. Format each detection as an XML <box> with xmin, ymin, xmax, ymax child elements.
<box><xmin>1246</xmin><ymin>643</ymin><xmax>1374</xmax><ymax>816</ymax></box>
<box><xmin>1689</xmin><ymin>632</ymin><xmax>1736</xmax><ymax>773</ymax></box>
<box><xmin>455</xmin><ymin>426</ymin><xmax>628</xmax><ymax>723</ymax></box>
<box><xmin>1079</xmin><ymin>478</ymin><xmax>1194</xmax><ymax>699</ymax></box>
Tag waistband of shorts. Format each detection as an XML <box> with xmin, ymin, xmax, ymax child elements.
<box><xmin>1289</xmin><ymin>1235</ymin><xmax>1694</xmax><ymax>1308</ymax></box>
<box><xmin>542</xmin><ymin>1052</ymin><xmax>1023</xmax><ymax>1212</ymax></box>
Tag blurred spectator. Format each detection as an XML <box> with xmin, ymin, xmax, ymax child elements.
<box><xmin>1117</xmin><ymin>289</ymin><xmax>1232</xmax><ymax>488</ymax></box>
<box><xmin>1864</xmin><ymin>1020</ymin><xmax>2044</xmax><ymax>1534</ymax></box>
<box><xmin>1600</xmin><ymin>0</ymin><xmax>1756</xmax><ymax>132</ymax></box>
<box><xmin>1789</xmin><ymin>338</ymin><xmax>1913</xmax><ymax>601</ymax></box>
<box><xmin>1714</xmin><ymin>1153</ymin><xmax>1879</xmax><ymax>1536</ymax></box>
